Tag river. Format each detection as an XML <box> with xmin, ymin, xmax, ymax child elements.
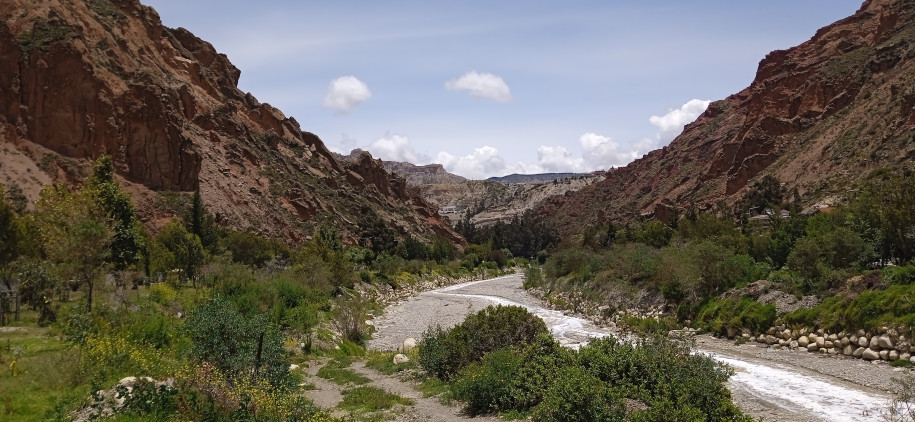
<box><xmin>368</xmin><ymin>273</ymin><xmax>894</xmax><ymax>421</ymax></box>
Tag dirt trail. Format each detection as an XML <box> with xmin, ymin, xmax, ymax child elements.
<box><xmin>302</xmin><ymin>358</ymin><xmax>500</xmax><ymax>421</ymax></box>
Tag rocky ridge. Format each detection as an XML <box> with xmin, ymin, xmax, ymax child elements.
<box><xmin>0</xmin><ymin>0</ymin><xmax>460</xmax><ymax>244</ymax></box>
<box><xmin>539</xmin><ymin>0</ymin><xmax>915</xmax><ymax>235</ymax></box>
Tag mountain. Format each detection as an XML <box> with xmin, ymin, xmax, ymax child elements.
<box><xmin>0</xmin><ymin>0</ymin><xmax>461</xmax><ymax>245</ymax></box>
<box><xmin>487</xmin><ymin>173</ymin><xmax>592</xmax><ymax>184</ymax></box>
<box><xmin>337</xmin><ymin>149</ymin><xmax>468</xmax><ymax>186</ymax></box>
<box><xmin>537</xmin><ymin>0</ymin><xmax>915</xmax><ymax>235</ymax></box>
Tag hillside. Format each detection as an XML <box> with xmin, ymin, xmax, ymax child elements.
<box><xmin>538</xmin><ymin>0</ymin><xmax>915</xmax><ymax>235</ymax></box>
<box><xmin>0</xmin><ymin>0</ymin><xmax>461</xmax><ymax>245</ymax></box>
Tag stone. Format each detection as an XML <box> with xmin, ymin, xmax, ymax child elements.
<box><xmin>870</xmin><ymin>336</ymin><xmax>881</xmax><ymax>349</ymax></box>
<box><xmin>782</xmin><ymin>329</ymin><xmax>792</xmax><ymax>339</ymax></box>
<box><xmin>790</xmin><ymin>340</ymin><xmax>799</xmax><ymax>349</ymax></box>
<box><xmin>890</xmin><ymin>350</ymin><xmax>900</xmax><ymax>361</ymax></box>
<box><xmin>827</xmin><ymin>333</ymin><xmax>838</xmax><ymax>342</ymax></box>
<box><xmin>879</xmin><ymin>350</ymin><xmax>890</xmax><ymax>361</ymax></box>
<box><xmin>902</xmin><ymin>353</ymin><xmax>911</xmax><ymax>361</ymax></box>
<box><xmin>840</xmin><ymin>337</ymin><xmax>850</xmax><ymax>347</ymax></box>
<box><xmin>878</xmin><ymin>336</ymin><xmax>895</xmax><ymax>349</ymax></box>
<box><xmin>854</xmin><ymin>347</ymin><xmax>866</xmax><ymax>358</ymax></box>
<box><xmin>807</xmin><ymin>343</ymin><xmax>819</xmax><ymax>352</ymax></box>
<box><xmin>858</xmin><ymin>337</ymin><xmax>869</xmax><ymax>347</ymax></box>
<box><xmin>289</xmin><ymin>364</ymin><xmax>300</xmax><ymax>371</ymax></box>
<box><xmin>798</xmin><ymin>336</ymin><xmax>810</xmax><ymax>347</ymax></box>
<box><xmin>824</xmin><ymin>340</ymin><xmax>834</xmax><ymax>349</ymax></box>
<box><xmin>393</xmin><ymin>354</ymin><xmax>410</xmax><ymax>364</ymax></box>
<box><xmin>862</xmin><ymin>348</ymin><xmax>880</xmax><ymax>360</ymax></box>
<box><xmin>816</xmin><ymin>336</ymin><xmax>826</xmax><ymax>348</ymax></box>
<box><xmin>856</xmin><ymin>329</ymin><xmax>866</xmax><ymax>337</ymax></box>
<box><xmin>402</xmin><ymin>338</ymin><xmax>417</xmax><ymax>352</ymax></box>
<box><xmin>843</xmin><ymin>345</ymin><xmax>854</xmax><ymax>356</ymax></box>
<box><xmin>765</xmin><ymin>335</ymin><xmax>778</xmax><ymax>345</ymax></box>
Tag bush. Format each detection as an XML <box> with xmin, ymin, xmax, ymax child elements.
<box><xmin>418</xmin><ymin>305</ymin><xmax>548</xmax><ymax>381</ymax></box>
<box><xmin>451</xmin><ymin>348</ymin><xmax>524</xmax><ymax>414</ymax></box>
<box><xmin>531</xmin><ymin>366</ymin><xmax>622</xmax><ymax>422</ymax></box>
<box><xmin>184</xmin><ymin>297</ymin><xmax>290</xmax><ymax>389</ymax></box>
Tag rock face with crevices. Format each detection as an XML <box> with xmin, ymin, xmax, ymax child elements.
<box><xmin>538</xmin><ymin>0</ymin><xmax>915</xmax><ymax>236</ymax></box>
<box><xmin>0</xmin><ymin>0</ymin><xmax>461</xmax><ymax>245</ymax></box>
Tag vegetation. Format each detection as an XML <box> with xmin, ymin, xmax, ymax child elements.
<box><xmin>0</xmin><ymin>155</ymin><xmax>522</xmax><ymax>420</ymax></box>
<box><xmin>534</xmin><ymin>171</ymin><xmax>915</xmax><ymax>338</ymax></box>
<box><xmin>419</xmin><ymin>307</ymin><xmax>751</xmax><ymax>420</ymax></box>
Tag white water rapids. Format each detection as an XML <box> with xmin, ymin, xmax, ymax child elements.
<box><xmin>404</xmin><ymin>274</ymin><xmax>891</xmax><ymax>421</ymax></box>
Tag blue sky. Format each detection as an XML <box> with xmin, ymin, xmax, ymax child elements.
<box><xmin>144</xmin><ymin>1</ymin><xmax>862</xmax><ymax>179</ymax></box>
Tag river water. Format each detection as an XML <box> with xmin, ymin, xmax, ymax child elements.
<box><xmin>370</xmin><ymin>274</ymin><xmax>892</xmax><ymax>421</ymax></box>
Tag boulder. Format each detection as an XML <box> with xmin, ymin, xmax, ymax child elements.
<box><xmin>840</xmin><ymin>337</ymin><xmax>850</xmax><ymax>347</ymax></box>
<box><xmin>862</xmin><ymin>348</ymin><xmax>880</xmax><ymax>360</ymax></box>
<box><xmin>393</xmin><ymin>354</ymin><xmax>410</xmax><ymax>364</ymax></box>
<box><xmin>902</xmin><ymin>353</ymin><xmax>911</xmax><ymax>361</ymax></box>
<box><xmin>807</xmin><ymin>343</ymin><xmax>819</xmax><ymax>352</ymax></box>
<box><xmin>798</xmin><ymin>336</ymin><xmax>810</xmax><ymax>347</ymax></box>
<box><xmin>765</xmin><ymin>335</ymin><xmax>778</xmax><ymax>345</ymax></box>
<box><xmin>824</xmin><ymin>340</ymin><xmax>834</xmax><ymax>349</ymax></box>
<box><xmin>854</xmin><ymin>347</ymin><xmax>866</xmax><ymax>358</ymax></box>
<box><xmin>878</xmin><ymin>336</ymin><xmax>895</xmax><ymax>349</ymax></box>
<box><xmin>289</xmin><ymin>364</ymin><xmax>300</xmax><ymax>371</ymax></box>
<box><xmin>870</xmin><ymin>336</ymin><xmax>881</xmax><ymax>349</ymax></box>
<box><xmin>890</xmin><ymin>350</ymin><xmax>900</xmax><ymax>361</ymax></box>
<box><xmin>879</xmin><ymin>350</ymin><xmax>890</xmax><ymax>361</ymax></box>
<box><xmin>858</xmin><ymin>337</ymin><xmax>869</xmax><ymax>347</ymax></box>
<box><xmin>402</xmin><ymin>338</ymin><xmax>417</xmax><ymax>352</ymax></box>
<box><xmin>816</xmin><ymin>336</ymin><xmax>826</xmax><ymax>348</ymax></box>
<box><xmin>843</xmin><ymin>345</ymin><xmax>854</xmax><ymax>356</ymax></box>
<box><xmin>827</xmin><ymin>333</ymin><xmax>838</xmax><ymax>342</ymax></box>
<box><xmin>790</xmin><ymin>340</ymin><xmax>799</xmax><ymax>349</ymax></box>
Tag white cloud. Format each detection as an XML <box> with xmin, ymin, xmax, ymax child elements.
<box><xmin>648</xmin><ymin>99</ymin><xmax>710</xmax><ymax>143</ymax></box>
<box><xmin>537</xmin><ymin>146</ymin><xmax>583</xmax><ymax>173</ymax></box>
<box><xmin>322</xmin><ymin>76</ymin><xmax>372</xmax><ymax>113</ymax></box>
<box><xmin>435</xmin><ymin>146</ymin><xmax>510</xmax><ymax>179</ymax></box>
<box><xmin>445</xmin><ymin>71</ymin><xmax>513</xmax><ymax>102</ymax></box>
<box><xmin>367</xmin><ymin>134</ymin><xmax>428</xmax><ymax>163</ymax></box>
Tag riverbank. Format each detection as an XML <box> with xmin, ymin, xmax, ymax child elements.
<box><xmin>368</xmin><ymin>273</ymin><xmax>901</xmax><ymax>421</ymax></box>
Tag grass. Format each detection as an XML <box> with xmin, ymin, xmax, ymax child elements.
<box><xmin>0</xmin><ymin>322</ymin><xmax>85</xmax><ymax>421</ymax></box>
<box><xmin>339</xmin><ymin>386</ymin><xmax>414</xmax><ymax>412</ymax></box>
<box><xmin>365</xmin><ymin>350</ymin><xmax>417</xmax><ymax>375</ymax></box>
<box><xmin>316</xmin><ymin>359</ymin><xmax>370</xmax><ymax>386</ymax></box>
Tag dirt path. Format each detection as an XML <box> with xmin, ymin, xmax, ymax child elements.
<box><xmin>302</xmin><ymin>357</ymin><xmax>500</xmax><ymax>421</ymax></box>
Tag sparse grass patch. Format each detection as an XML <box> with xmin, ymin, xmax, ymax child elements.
<box><xmin>416</xmin><ymin>377</ymin><xmax>451</xmax><ymax>400</ymax></box>
<box><xmin>316</xmin><ymin>359</ymin><xmax>370</xmax><ymax>386</ymax></box>
<box><xmin>339</xmin><ymin>386</ymin><xmax>413</xmax><ymax>412</ymax></box>
<box><xmin>365</xmin><ymin>350</ymin><xmax>417</xmax><ymax>375</ymax></box>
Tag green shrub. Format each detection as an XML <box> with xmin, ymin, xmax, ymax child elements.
<box><xmin>418</xmin><ymin>305</ymin><xmax>548</xmax><ymax>381</ymax></box>
<box><xmin>530</xmin><ymin>366</ymin><xmax>622</xmax><ymax>422</ymax></box>
<box><xmin>452</xmin><ymin>348</ymin><xmax>524</xmax><ymax>414</ymax></box>
<box><xmin>884</xmin><ymin>265</ymin><xmax>915</xmax><ymax>285</ymax></box>
<box><xmin>692</xmin><ymin>298</ymin><xmax>776</xmax><ymax>337</ymax></box>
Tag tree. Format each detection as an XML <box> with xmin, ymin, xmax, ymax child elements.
<box><xmin>33</xmin><ymin>185</ymin><xmax>112</xmax><ymax>311</ymax></box>
<box><xmin>0</xmin><ymin>185</ymin><xmax>25</xmax><ymax>269</ymax></box>
<box><xmin>154</xmin><ymin>219</ymin><xmax>205</xmax><ymax>282</ymax></box>
<box><xmin>186</xmin><ymin>191</ymin><xmax>219</xmax><ymax>253</ymax></box>
<box><xmin>87</xmin><ymin>155</ymin><xmax>144</xmax><ymax>271</ymax></box>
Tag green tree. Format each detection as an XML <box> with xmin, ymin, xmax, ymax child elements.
<box><xmin>87</xmin><ymin>155</ymin><xmax>144</xmax><ymax>271</ymax></box>
<box><xmin>154</xmin><ymin>219</ymin><xmax>205</xmax><ymax>282</ymax></box>
<box><xmin>0</xmin><ymin>185</ymin><xmax>25</xmax><ymax>269</ymax></box>
<box><xmin>33</xmin><ymin>185</ymin><xmax>112</xmax><ymax>311</ymax></box>
<box><xmin>186</xmin><ymin>190</ymin><xmax>219</xmax><ymax>253</ymax></box>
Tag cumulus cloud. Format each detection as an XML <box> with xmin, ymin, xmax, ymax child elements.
<box><xmin>322</xmin><ymin>76</ymin><xmax>372</xmax><ymax>113</ymax></box>
<box><xmin>536</xmin><ymin>146</ymin><xmax>582</xmax><ymax>173</ymax></box>
<box><xmin>648</xmin><ymin>99</ymin><xmax>711</xmax><ymax>143</ymax></box>
<box><xmin>367</xmin><ymin>134</ymin><xmax>428</xmax><ymax>164</ymax></box>
<box><xmin>445</xmin><ymin>71</ymin><xmax>513</xmax><ymax>103</ymax></box>
<box><xmin>435</xmin><ymin>146</ymin><xmax>510</xmax><ymax>179</ymax></box>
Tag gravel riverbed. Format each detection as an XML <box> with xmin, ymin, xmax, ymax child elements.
<box><xmin>369</xmin><ymin>273</ymin><xmax>906</xmax><ymax>421</ymax></box>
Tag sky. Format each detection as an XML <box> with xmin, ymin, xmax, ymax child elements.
<box><xmin>143</xmin><ymin>1</ymin><xmax>863</xmax><ymax>179</ymax></box>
